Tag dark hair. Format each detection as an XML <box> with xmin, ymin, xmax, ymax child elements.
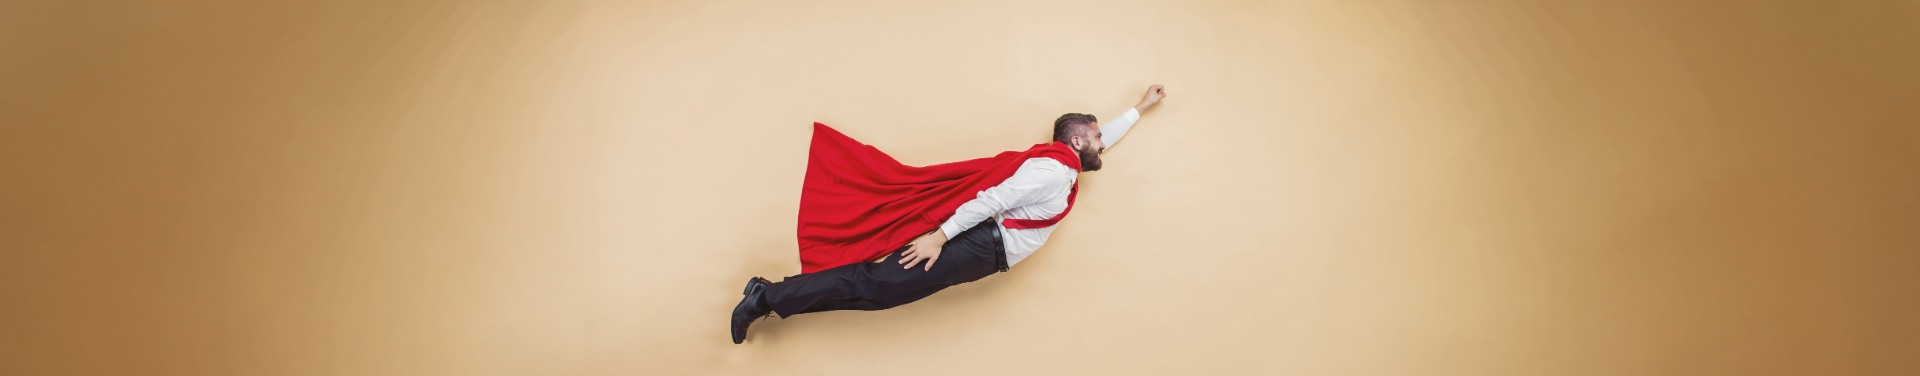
<box><xmin>1052</xmin><ymin>113</ymin><xmax>1098</xmax><ymax>144</ymax></box>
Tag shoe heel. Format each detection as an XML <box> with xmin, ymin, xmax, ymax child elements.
<box><xmin>742</xmin><ymin>277</ymin><xmax>771</xmax><ymax>296</ymax></box>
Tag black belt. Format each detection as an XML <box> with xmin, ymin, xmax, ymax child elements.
<box><xmin>988</xmin><ymin>220</ymin><xmax>1009</xmax><ymax>272</ymax></box>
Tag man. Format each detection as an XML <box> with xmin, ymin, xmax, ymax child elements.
<box><xmin>731</xmin><ymin>85</ymin><xmax>1167</xmax><ymax>344</ymax></box>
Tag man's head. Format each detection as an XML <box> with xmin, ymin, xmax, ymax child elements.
<box><xmin>1051</xmin><ymin>113</ymin><xmax>1105</xmax><ymax>172</ymax></box>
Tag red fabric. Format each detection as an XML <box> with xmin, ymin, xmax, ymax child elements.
<box><xmin>796</xmin><ymin>123</ymin><xmax>1081</xmax><ymax>273</ymax></box>
<box><xmin>1000</xmin><ymin>184</ymin><xmax>1075</xmax><ymax>229</ymax></box>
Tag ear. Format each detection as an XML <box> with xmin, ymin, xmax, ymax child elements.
<box><xmin>1069</xmin><ymin>135</ymin><xmax>1085</xmax><ymax>150</ymax></box>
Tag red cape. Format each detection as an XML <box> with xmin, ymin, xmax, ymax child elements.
<box><xmin>796</xmin><ymin>123</ymin><xmax>1080</xmax><ymax>273</ymax></box>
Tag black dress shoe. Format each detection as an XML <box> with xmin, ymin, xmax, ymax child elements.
<box><xmin>731</xmin><ymin>277</ymin><xmax>773</xmax><ymax>344</ymax></box>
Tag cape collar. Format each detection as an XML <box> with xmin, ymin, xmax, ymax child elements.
<box><xmin>1046</xmin><ymin>141</ymin><xmax>1084</xmax><ymax>172</ymax></box>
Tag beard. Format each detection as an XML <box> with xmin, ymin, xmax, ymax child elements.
<box><xmin>1076</xmin><ymin>143</ymin><xmax>1103</xmax><ymax>172</ymax></box>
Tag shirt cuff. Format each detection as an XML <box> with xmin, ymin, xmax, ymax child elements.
<box><xmin>1121</xmin><ymin>107</ymin><xmax>1140</xmax><ymax>122</ymax></box>
<box><xmin>939</xmin><ymin>220</ymin><xmax>969</xmax><ymax>240</ymax></box>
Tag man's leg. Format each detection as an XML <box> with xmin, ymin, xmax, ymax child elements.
<box><xmin>762</xmin><ymin>220</ymin><xmax>1007</xmax><ymax>318</ymax></box>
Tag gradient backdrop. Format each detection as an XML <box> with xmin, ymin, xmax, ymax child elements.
<box><xmin>3</xmin><ymin>1</ymin><xmax>1916</xmax><ymax>375</ymax></box>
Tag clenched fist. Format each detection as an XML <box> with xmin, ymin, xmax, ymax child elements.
<box><xmin>1135</xmin><ymin>84</ymin><xmax>1166</xmax><ymax>112</ymax></box>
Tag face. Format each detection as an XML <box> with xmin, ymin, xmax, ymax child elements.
<box><xmin>1069</xmin><ymin>124</ymin><xmax>1105</xmax><ymax>172</ymax></box>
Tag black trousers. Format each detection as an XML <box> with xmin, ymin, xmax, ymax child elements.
<box><xmin>765</xmin><ymin>219</ymin><xmax>1009</xmax><ymax>318</ymax></box>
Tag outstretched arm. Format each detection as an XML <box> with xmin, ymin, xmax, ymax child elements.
<box><xmin>1101</xmin><ymin>85</ymin><xmax>1165</xmax><ymax>152</ymax></box>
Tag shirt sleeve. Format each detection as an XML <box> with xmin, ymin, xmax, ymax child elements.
<box><xmin>938</xmin><ymin>158</ymin><xmax>1077</xmax><ymax>238</ymax></box>
<box><xmin>1099</xmin><ymin>107</ymin><xmax>1141</xmax><ymax>153</ymax></box>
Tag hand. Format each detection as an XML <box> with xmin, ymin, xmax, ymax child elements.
<box><xmin>1135</xmin><ymin>84</ymin><xmax>1165</xmax><ymax>112</ymax></box>
<box><xmin>899</xmin><ymin>229</ymin><xmax>949</xmax><ymax>271</ymax></box>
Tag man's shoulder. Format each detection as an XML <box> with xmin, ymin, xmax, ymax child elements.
<box><xmin>1017</xmin><ymin>157</ymin><xmax>1078</xmax><ymax>181</ymax></box>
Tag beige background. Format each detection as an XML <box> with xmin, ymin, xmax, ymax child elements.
<box><xmin>3</xmin><ymin>1</ymin><xmax>1917</xmax><ymax>375</ymax></box>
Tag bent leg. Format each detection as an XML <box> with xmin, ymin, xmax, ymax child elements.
<box><xmin>763</xmin><ymin>222</ymin><xmax>1006</xmax><ymax>318</ymax></box>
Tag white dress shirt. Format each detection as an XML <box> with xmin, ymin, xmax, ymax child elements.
<box><xmin>938</xmin><ymin>108</ymin><xmax>1140</xmax><ymax>266</ymax></box>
